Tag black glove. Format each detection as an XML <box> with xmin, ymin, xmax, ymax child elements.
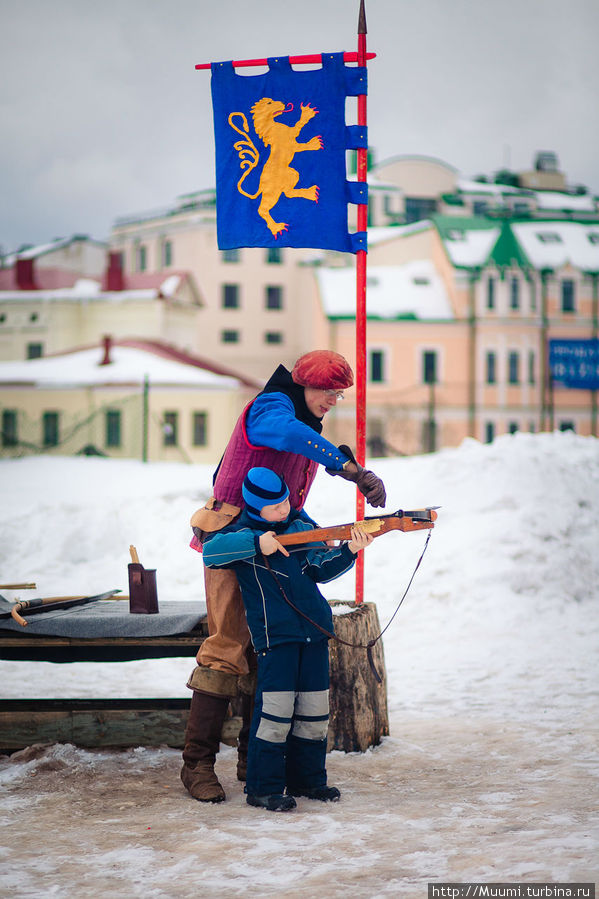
<box><xmin>325</xmin><ymin>445</ymin><xmax>387</xmax><ymax>508</ymax></box>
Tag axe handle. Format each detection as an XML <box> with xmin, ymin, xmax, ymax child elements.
<box><xmin>129</xmin><ymin>546</ymin><xmax>140</xmax><ymax>564</ymax></box>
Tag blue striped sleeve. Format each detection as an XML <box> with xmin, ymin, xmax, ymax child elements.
<box><xmin>203</xmin><ymin>528</ymin><xmax>259</xmax><ymax>568</ymax></box>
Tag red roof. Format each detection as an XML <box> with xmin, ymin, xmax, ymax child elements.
<box><xmin>0</xmin><ymin>266</ymin><xmax>81</xmax><ymax>291</ymax></box>
<box><xmin>100</xmin><ymin>270</ymin><xmax>193</xmax><ymax>294</ymax></box>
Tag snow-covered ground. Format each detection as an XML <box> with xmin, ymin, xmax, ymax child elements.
<box><xmin>0</xmin><ymin>432</ymin><xmax>598</xmax><ymax>897</ymax></box>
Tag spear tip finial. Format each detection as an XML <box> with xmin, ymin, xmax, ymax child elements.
<box><xmin>358</xmin><ymin>0</ymin><xmax>367</xmax><ymax>34</ymax></box>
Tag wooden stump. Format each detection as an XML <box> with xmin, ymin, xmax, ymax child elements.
<box><xmin>327</xmin><ymin>601</ymin><xmax>389</xmax><ymax>753</ymax></box>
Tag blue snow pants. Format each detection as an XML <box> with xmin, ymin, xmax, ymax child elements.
<box><xmin>246</xmin><ymin>639</ymin><xmax>330</xmax><ymax>796</ymax></box>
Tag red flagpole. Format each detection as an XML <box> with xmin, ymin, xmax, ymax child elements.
<box><xmin>355</xmin><ymin>0</ymin><xmax>368</xmax><ymax>604</ymax></box>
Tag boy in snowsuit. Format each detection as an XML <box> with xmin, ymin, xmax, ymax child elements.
<box><xmin>202</xmin><ymin>466</ymin><xmax>373</xmax><ymax>811</ymax></box>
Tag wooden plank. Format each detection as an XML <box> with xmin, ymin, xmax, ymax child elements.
<box><xmin>0</xmin><ymin>633</ymin><xmax>206</xmax><ymax>662</ymax></box>
<box><xmin>0</xmin><ymin>635</ymin><xmax>205</xmax><ymax>647</ymax></box>
<box><xmin>0</xmin><ymin>699</ymin><xmax>241</xmax><ymax>751</ymax></box>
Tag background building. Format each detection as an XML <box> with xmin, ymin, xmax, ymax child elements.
<box><xmin>1</xmin><ymin>151</ymin><xmax>597</xmax><ymax>459</ymax></box>
<box><xmin>109</xmin><ymin>192</ymin><xmax>317</xmax><ymax>379</ymax></box>
<box><xmin>0</xmin><ymin>235</ymin><xmax>107</xmax><ymax>291</ymax></box>
<box><xmin>311</xmin><ymin>216</ymin><xmax>599</xmax><ymax>454</ymax></box>
<box><xmin>0</xmin><ymin>262</ymin><xmax>204</xmax><ymax>363</ymax></box>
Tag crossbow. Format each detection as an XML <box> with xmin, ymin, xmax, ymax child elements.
<box><xmin>277</xmin><ymin>507</ymin><xmax>438</xmax><ymax>547</ymax></box>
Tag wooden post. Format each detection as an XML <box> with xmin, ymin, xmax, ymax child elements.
<box><xmin>327</xmin><ymin>602</ymin><xmax>389</xmax><ymax>752</ymax></box>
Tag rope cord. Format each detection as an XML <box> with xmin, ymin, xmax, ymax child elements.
<box><xmin>263</xmin><ymin>530</ymin><xmax>432</xmax><ymax>684</ymax></box>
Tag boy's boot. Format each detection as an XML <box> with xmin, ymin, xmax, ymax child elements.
<box><xmin>247</xmin><ymin>793</ymin><xmax>296</xmax><ymax>812</ymax></box>
<box><xmin>181</xmin><ymin>670</ymin><xmax>237</xmax><ymax>802</ymax></box>
<box><xmin>287</xmin><ymin>785</ymin><xmax>341</xmax><ymax>802</ymax></box>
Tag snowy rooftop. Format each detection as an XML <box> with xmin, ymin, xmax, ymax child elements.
<box><xmin>0</xmin><ymin>344</ymin><xmax>241</xmax><ymax>389</ymax></box>
<box><xmin>317</xmin><ymin>260</ymin><xmax>453</xmax><ymax>320</ymax></box>
<box><xmin>438</xmin><ymin>223</ymin><xmax>501</xmax><ymax>268</ymax></box>
<box><xmin>2</xmin><ymin>235</ymin><xmax>106</xmax><ymax>266</ymax></box>
<box><xmin>534</xmin><ymin>190</ymin><xmax>597</xmax><ymax>212</ymax></box>
<box><xmin>0</xmin><ymin>275</ymin><xmax>187</xmax><ymax>303</ymax></box>
<box><xmin>457</xmin><ymin>178</ymin><xmax>522</xmax><ymax>196</ymax></box>
<box><xmin>456</xmin><ymin>181</ymin><xmax>599</xmax><ymax>213</ymax></box>
<box><xmin>512</xmin><ymin>221</ymin><xmax>599</xmax><ymax>271</ymax></box>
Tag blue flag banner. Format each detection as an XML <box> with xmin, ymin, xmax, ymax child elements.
<box><xmin>211</xmin><ymin>53</ymin><xmax>368</xmax><ymax>253</ymax></box>
<box><xmin>549</xmin><ymin>338</ymin><xmax>599</xmax><ymax>390</ymax></box>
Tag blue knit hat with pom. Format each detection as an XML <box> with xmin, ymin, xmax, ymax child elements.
<box><xmin>242</xmin><ymin>467</ymin><xmax>289</xmax><ymax>521</ymax></box>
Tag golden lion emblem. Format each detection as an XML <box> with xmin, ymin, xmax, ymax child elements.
<box><xmin>228</xmin><ymin>97</ymin><xmax>323</xmax><ymax>238</ymax></box>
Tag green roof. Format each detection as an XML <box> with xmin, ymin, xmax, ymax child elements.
<box><xmin>441</xmin><ymin>194</ymin><xmax>465</xmax><ymax>206</ymax></box>
<box><xmin>432</xmin><ymin>214</ymin><xmax>533</xmax><ymax>271</ymax></box>
<box><xmin>489</xmin><ymin>220</ymin><xmax>531</xmax><ymax>268</ymax></box>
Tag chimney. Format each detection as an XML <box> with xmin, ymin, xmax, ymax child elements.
<box><xmin>106</xmin><ymin>251</ymin><xmax>124</xmax><ymax>291</ymax></box>
<box><xmin>100</xmin><ymin>335</ymin><xmax>113</xmax><ymax>365</ymax></box>
<box><xmin>16</xmin><ymin>258</ymin><xmax>37</xmax><ymax>290</ymax></box>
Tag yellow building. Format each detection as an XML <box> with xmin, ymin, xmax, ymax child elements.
<box><xmin>0</xmin><ymin>338</ymin><xmax>259</xmax><ymax>463</ymax></box>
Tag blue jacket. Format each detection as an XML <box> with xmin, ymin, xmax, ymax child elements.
<box><xmin>203</xmin><ymin>509</ymin><xmax>356</xmax><ymax>651</ymax></box>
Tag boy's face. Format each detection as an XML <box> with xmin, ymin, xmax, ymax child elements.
<box><xmin>260</xmin><ymin>497</ymin><xmax>291</xmax><ymax>522</ymax></box>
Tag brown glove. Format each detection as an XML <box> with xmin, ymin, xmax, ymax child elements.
<box><xmin>326</xmin><ymin>445</ymin><xmax>387</xmax><ymax>508</ymax></box>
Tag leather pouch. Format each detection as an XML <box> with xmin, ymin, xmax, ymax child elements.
<box><xmin>190</xmin><ymin>497</ymin><xmax>240</xmax><ymax>543</ymax></box>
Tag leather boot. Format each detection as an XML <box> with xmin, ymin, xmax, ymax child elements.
<box><xmin>236</xmin><ymin>690</ymin><xmax>254</xmax><ymax>782</ymax></box>
<box><xmin>181</xmin><ymin>690</ymin><xmax>230</xmax><ymax>802</ymax></box>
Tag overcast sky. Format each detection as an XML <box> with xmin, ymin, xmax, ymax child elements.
<box><xmin>1</xmin><ymin>0</ymin><xmax>597</xmax><ymax>253</ymax></box>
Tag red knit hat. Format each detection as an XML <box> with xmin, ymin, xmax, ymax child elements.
<box><xmin>291</xmin><ymin>350</ymin><xmax>354</xmax><ymax>390</ymax></box>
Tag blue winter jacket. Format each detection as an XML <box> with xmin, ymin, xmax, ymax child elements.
<box><xmin>202</xmin><ymin>509</ymin><xmax>356</xmax><ymax>651</ymax></box>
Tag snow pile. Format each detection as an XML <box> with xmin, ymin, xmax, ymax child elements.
<box><xmin>0</xmin><ymin>431</ymin><xmax>597</xmax><ymax>710</ymax></box>
<box><xmin>0</xmin><ymin>432</ymin><xmax>597</xmax><ymax>894</ymax></box>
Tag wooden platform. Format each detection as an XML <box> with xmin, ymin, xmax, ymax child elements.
<box><xmin>0</xmin><ymin>604</ymin><xmax>390</xmax><ymax>754</ymax></box>
<box><xmin>0</xmin><ymin>631</ymin><xmax>205</xmax><ymax>663</ymax></box>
